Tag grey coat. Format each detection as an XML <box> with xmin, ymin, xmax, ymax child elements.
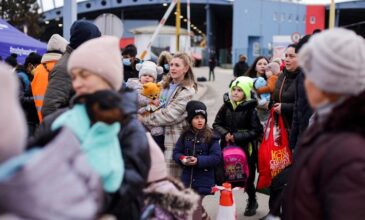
<box><xmin>0</xmin><ymin>128</ymin><xmax>103</xmax><ymax>220</ymax></box>
<box><xmin>42</xmin><ymin>46</ymin><xmax>74</xmax><ymax>118</ymax></box>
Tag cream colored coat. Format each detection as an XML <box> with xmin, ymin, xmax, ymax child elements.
<box><xmin>142</xmin><ymin>84</ymin><xmax>195</xmax><ymax>179</ymax></box>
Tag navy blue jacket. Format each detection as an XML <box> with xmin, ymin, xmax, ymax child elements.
<box><xmin>173</xmin><ymin>129</ymin><xmax>221</xmax><ymax>195</ymax></box>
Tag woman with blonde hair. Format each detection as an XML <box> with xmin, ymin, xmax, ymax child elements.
<box><xmin>141</xmin><ymin>52</ymin><xmax>197</xmax><ymax>178</ymax></box>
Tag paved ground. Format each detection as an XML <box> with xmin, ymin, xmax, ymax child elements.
<box><xmin>192</xmin><ymin>66</ymin><xmax>270</xmax><ymax>220</ymax></box>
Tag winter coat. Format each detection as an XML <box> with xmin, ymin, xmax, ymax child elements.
<box><xmin>0</xmin><ymin>128</ymin><xmax>103</xmax><ymax>220</ymax></box>
<box><xmin>256</xmin><ymin>75</ymin><xmax>278</xmax><ymax>97</ymax></box>
<box><xmin>32</xmin><ymin>60</ymin><xmax>57</xmax><ymax>122</ymax></box>
<box><xmin>213</xmin><ymin>97</ymin><xmax>263</xmax><ymax>155</ymax></box>
<box><xmin>42</xmin><ymin>46</ymin><xmax>74</xmax><ymax>118</ymax></box>
<box><xmin>173</xmin><ymin>130</ymin><xmax>221</xmax><ymax>195</ymax></box>
<box><xmin>209</xmin><ymin>57</ymin><xmax>216</xmax><ymax>70</ymax></box>
<box><xmin>142</xmin><ymin>84</ymin><xmax>195</xmax><ymax>179</ymax></box>
<box><xmin>51</xmin><ymin>104</ymin><xmax>124</xmax><ymax>193</ymax></box>
<box><xmin>126</xmin><ymin>78</ymin><xmax>154</xmax><ymax>114</ymax></box>
<box><xmin>289</xmin><ymin>72</ymin><xmax>312</xmax><ymax>150</ymax></box>
<box><xmin>143</xmin><ymin>177</ymin><xmax>200</xmax><ymax>220</ymax></box>
<box><xmin>233</xmin><ymin>61</ymin><xmax>249</xmax><ymax>78</ymax></box>
<box><xmin>283</xmin><ymin>92</ymin><xmax>365</xmax><ymax>220</ymax></box>
<box><xmin>270</xmin><ymin>68</ymin><xmax>299</xmax><ymax>129</ymax></box>
<box><xmin>107</xmin><ymin>88</ymin><xmax>151</xmax><ymax>220</ymax></box>
<box><xmin>17</xmin><ymin>70</ymin><xmax>39</xmax><ymax>125</ymax></box>
<box><xmin>29</xmin><ymin>89</ymin><xmax>151</xmax><ymax>220</ymax></box>
<box><xmin>124</xmin><ymin>65</ymin><xmax>139</xmax><ymax>82</ymax></box>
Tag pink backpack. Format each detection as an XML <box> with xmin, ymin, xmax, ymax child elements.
<box><xmin>223</xmin><ymin>146</ymin><xmax>249</xmax><ymax>184</ymax></box>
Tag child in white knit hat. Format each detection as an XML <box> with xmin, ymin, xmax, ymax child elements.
<box><xmin>126</xmin><ymin>61</ymin><xmax>165</xmax><ymax>151</ymax></box>
<box><xmin>126</xmin><ymin>61</ymin><xmax>163</xmax><ymax>112</ymax></box>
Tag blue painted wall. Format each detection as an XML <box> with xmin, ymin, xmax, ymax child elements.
<box><xmin>232</xmin><ymin>0</ymin><xmax>306</xmax><ymax>65</ymax></box>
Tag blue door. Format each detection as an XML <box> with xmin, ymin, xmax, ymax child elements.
<box><xmin>248</xmin><ymin>36</ymin><xmax>261</xmax><ymax>64</ymax></box>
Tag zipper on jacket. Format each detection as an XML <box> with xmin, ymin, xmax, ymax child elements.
<box><xmin>189</xmin><ymin>132</ymin><xmax>198</xmax><ymax>188</ymax></box>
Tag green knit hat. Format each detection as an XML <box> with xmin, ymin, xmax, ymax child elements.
<box><xmin>230</xmin><ymin>76</ymin><xmax>254</xmax><ymax>100</ymax></box>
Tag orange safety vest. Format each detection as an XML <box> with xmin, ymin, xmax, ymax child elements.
<box><xmin>31</xmin><ymin>61</ymin><xmax>56</xmax><ymax>122</ymax></box>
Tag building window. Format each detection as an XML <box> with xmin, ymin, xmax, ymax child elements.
<box><xmin>281</xmin><ymin>13</ymin><xmax>285</xmax><ymax>22</ymax></box>
<box><xmin>310</xmin><ymin>16</ymin><xmax>316</xmax><ymax>24</ymax></box>
<box><xmin>273</xmin><ymin>12</ymin><xmax>278</xmax><ymax>21</ymax></box>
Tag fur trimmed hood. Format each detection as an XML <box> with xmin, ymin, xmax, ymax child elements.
<box><xmin>41</xmin><ymin>52</ymin><xmax>63</xmax><ymax>63</ymax></box>
<box><xmin>144</xmin><ymin>177</ymin><xmax>200</xmax><ymax>218</ymax></box>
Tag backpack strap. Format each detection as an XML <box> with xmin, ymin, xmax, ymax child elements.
<box><xmin>42</xmin><ymin>63</ymin><xmax>51</xmax><ymax>73</ymax></box>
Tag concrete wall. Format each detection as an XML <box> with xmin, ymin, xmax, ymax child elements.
<box><xmin>232</xmin><ymin>0</ymin><xmax>306</xmax><ymax>65</ymax></box>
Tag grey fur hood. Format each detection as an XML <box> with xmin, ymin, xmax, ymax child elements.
<box><xmin>144</xmin><ymin>177</ymin><xmax>199</xmax><ymax>218</ymax></box>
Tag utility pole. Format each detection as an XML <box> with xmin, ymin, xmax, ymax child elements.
<box><xmin>63</xmin><ymin>0</ymin><xmax>77</xmax><ymax>41</ymax></box>
<box><xmin>329</xmin><ymin>0</ymin><xmax>335</xmax><ymax>29</ymax></box>
<box><xmin>176</xmin><ymin>0</ymin><xmax>181</xmax><ymax>52</ymax></box>
<box><xmin>186</xmin><ymin>0</ymin><xmax>191</xmax><ymax>54</ymax></box>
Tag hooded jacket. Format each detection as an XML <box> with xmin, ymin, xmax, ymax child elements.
<box><xmin>143</xmin><ymin>177</ymin><xmax>200</xmax><ymax>220</ymax></box>
<box><xmin>213</xmin><ymin>95</ymin><xmax>263</xmax><ymax>152</ymax></box>
<box><xmin>41</xmin><ymin>46</ymin><xmax>74</xmax><ymax>118</ymax></box>
<box><xmin>173</xmin><ymin>130</ymin><xmax>221</xmax><ymax>195</ymax></box>
<box><xmin>42</xmin><ymin>21</ymin><xmax>101</xmax><ymax>118</ymax></box>
<box><xmin>106</xmin><ymin>88</ymin><xmax>151</xmax><ymax>220</ymax></box>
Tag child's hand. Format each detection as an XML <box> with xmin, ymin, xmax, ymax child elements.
<box><xmin>152</xmin><ymin>99</ymin><xmax>160</xmax><ymax>106</ymax></box>
<box><xmin>180</xmin><ymin>156</ymin><xmax>197</xmax><ymax>166</ymax></box>
<box><xmin>225</xmin><ymin>133</ymin><xmax>234</xmax><ymax>143</ymax></box>
<box><xmin>273</xmin><ymin>103</ymin><xmax>282</xmax><ymax>114</ymax></box>
<box><xmin>187</xmin><ymin>156</ymin><xmax>197</xmax><ymax>166</ymax></box>
<box><xmin>225</xmin><ymin>133</ymin><xmax>231</xmax><ymax>142</ymax></box>
<box><xmin>230</xmin><ymin>135</ymin><xmax>235</xmax><ymax>143</ymax></box>
<box><xmin>137</xmin><ymin>114</ymin><xmax>144</xmax><ymax>122</ymax></box>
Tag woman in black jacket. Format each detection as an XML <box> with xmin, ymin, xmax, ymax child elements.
<box><xmin>271</xmin><ymin>44</ymin><xmax>300</xmax><ymax>130</ymax></box>
<box><xmin>264</xmin><ymin>44</ymin><xmax>300</xmax><ymax>219</ymax></box>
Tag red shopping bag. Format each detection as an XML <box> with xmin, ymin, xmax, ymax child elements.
<box><xmin>257</xmin><ymin>109</ymin><xmax>292</xmax><ymax>189</ymax></box>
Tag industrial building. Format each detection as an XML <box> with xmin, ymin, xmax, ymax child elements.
<box><xmin>39</xmin><ymin>0</ymin><xmax>365</xmax><ymax>65</ymax></box>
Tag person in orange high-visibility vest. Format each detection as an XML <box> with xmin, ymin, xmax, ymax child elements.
<box><xmin>32</xmin><ymin>34</ymin><xmax>68</xmax><ymax>122</ymax></box>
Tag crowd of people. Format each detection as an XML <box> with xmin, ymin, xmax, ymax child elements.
<box><xmin>0</xmin><ymin>18</ymin><xmax>364</xmax><ymax>220</ymax></box>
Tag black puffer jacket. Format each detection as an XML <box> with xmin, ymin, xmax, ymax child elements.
<box><xmin>106</xmin><ymin>87</ymin><xmax>151</xmax><ymax>220</ymax></box>
<box><xmin>271</xmin><ymin>68</ymin><xmax>299</xmax><ymax>129</ymax></box>
<box><xmin>213</xmin><ymin>96</ymin><xmax>263</xmax><ymax>151</ymax></box>
<box><xmin>29</xmin><ymin>89</ymin><xmax>151</xmax><ymax>220</ymax></box>
<box><xmin>289</xmin><ymin>72</ymin><xmax>312</xmax><ymax>150</ymax></box>
<box><xmin>17</xmin><ymin>73</ymin><xmax>39</xmax><ymax>126</ymax></box>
